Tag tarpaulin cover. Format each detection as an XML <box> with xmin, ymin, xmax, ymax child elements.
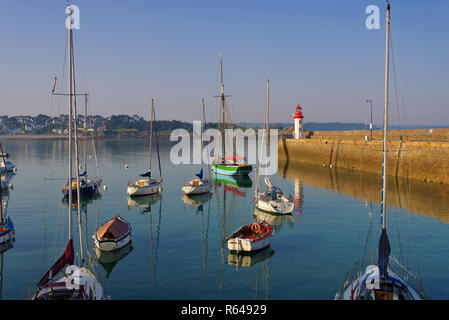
<box><xmin>97</xmin><ymin>216</ymin><xmax>130</xmax><ymax>240</ymax></box>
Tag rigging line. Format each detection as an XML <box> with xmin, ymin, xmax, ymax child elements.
<box><xmin>390</xmin><ymin>27</ymin><xmax>404</xmax><ymax>132</ymax></box>
<box><xmin>152</xmin><ymin>105</ymin><xmax>162</xmax><ymax>178</ymax></box>
<box><xmin>366</xmin><ymin>22</ymin><xmax>386</xmax><ymax>126</ymax></box>
<box><xmin>390</xmin><ymin>28</ymin><xmax>409</xmax><ymax>130</ymax></box>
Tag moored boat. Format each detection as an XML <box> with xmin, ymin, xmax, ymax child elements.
<box><xmin>127</xmin><ymin>99</ymin><xmax>163</xmax><ymax>197</ymax></box>
<box><xmin>94</xmin><ymin>215</ymin><xmax>132</xmax><ymax>252</ymax></box>
<box><xmin>226</xmin><ymin>220</ymin><xmax>273</xmax><ymax>253</ymax></box>
<box><xmin>211</xmin><ymin>53</ymin><xmax>252</xmax><ymax>176</ymax></box>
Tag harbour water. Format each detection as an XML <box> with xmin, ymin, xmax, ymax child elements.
<box><xmin>1</xmin><ymin>138</ymin><xmax>449</xmax><ymax>299</ymax></box>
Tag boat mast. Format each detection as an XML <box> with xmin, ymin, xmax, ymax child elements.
<box><xmin>201</xmin><ymin>98</ymin><xmax>205</xmax><ymax>173</ymax></box>
<box><xmin>67</xmin><ymin>5</ymin><xmax>73</xmax><ymax>241</ymax></box>
<box><xmin>220</xmin><ymin>53</ymin><xmax>226</xmax><ymax>162</ymax></box>
<box><xmin>149</xmin><ymin>99</ymin><xmax>154</xmax><ymax>174</ymax></box>
<box><xmin>381</xmin><ymin>2</ymin><xmax>390</xmax><ymax>230</ymax></box>
<box><xmin>70</xmin><ymin>12</ymin><xmax>84</xmax><ymax>263</ymax></box>
<box><xmin>84</xmin><ymin>94</ymin><xmax>88</xmax><ymax>172</ymax></box>
<box><xmin>265</xmin><ymin>78</ymin><xmax>270</xmax><ymax>177</ymax></box>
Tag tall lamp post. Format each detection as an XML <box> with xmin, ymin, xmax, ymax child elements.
<box><xmin>366</xmin><ymin>99</ymin><xmax>373</xmax><ymax>140</ymax></box>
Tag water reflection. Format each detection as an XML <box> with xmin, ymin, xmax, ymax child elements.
<box><xmin>127</xmin><ymin>193</ymin><xmax>162</xmax><ymax>213</ymax></box>
<box><xmin>227</xmin><ymin>246</ymin><xmax>275</xmax><ymax>270</ymax></box>
<box><xmin>0</xmin><ymin>241</ymin><xmax>14</xmax><ymax>300</ymax></box>
<box><xmin>182</xmin><ymin>192</ymin><xmax>212</xmax><ymax>207</ymax></box>
<box><xmin>279</xmin><ymin>160</ymin><xmax>449</xmax><ymax>223</ymax></box>
<box><xmin>94</xmin><ymin>242</ymin><xmax>133</xmax><ymax>278</ymax></box>
<box><xmin>253</xmin><ymin>208</ymin><xmax>295</xmax><ymax>231</ymax></box>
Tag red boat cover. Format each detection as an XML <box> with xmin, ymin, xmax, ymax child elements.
<box><xmin>224</xmin><ymin>154</ymin><xmax>246</xmax><ymax>161</ymax></box>
<box><xmin>97</xmin><ymin>216</ymin><xmax>130</xmax><ymax>240</ymax></box>
<box><xmin>37</xmin><ymin>239</ymin><xmax>74</xmax><ymax>288</ymax></box>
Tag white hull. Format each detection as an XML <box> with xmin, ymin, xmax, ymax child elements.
<box><xmin>182</xmin><ymin>179</ymin><xmax>212</xmax><ymax>195</ymax></box>
<box><xmin>227</xmin><ymin>237</ymin><xmax>270</xmax><ymax>253</ymax></box>
<box><xmin>94</xmin><ymin>233</ymin><xmax>132</xmax><ymax>252</ymax></box>
<box><xmin>33</xmin><ymin>266</ymin><xmax>107</xmax><ymax>300</ymax></box>
<box><xmin>127</xmin><ymin>179</ymin><xmax>162</xmax><ymax>196</ymax></box>
<box><xmin>0</xmin><ymin>160</ymin><xmax>15</xmax><ymax>172</ymax></box>
<box><xmin>335</xmin><ymin>264</ymin><xmax>424</xmax><ymax>300</ymax></box>
<box><xmin>255</xmin><ymin>192</ymin><xmax>294</xmax><ymax>215</ymax></box>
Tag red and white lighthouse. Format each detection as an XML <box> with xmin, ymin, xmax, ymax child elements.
<box><xmin>293</xmin><ymin>104</ymin><xmax>304</xmax><ymax>139</ymax></box>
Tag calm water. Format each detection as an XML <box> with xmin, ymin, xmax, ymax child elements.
<box><xmin>1</xmin><ymin>138</ymin><xmax>449</xmax><ymax>300</ymax></box>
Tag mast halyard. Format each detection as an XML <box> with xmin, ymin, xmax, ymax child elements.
<box><xmin>265</xmin><ymin>78</ymin><xmax>270</xmax><ymax>178</ymax></box>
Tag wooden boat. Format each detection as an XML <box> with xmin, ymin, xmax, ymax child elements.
<box><xmin>33</xmin><ymin>6</ymin><xmax>107</xmax><ymax>300</ymax></box>
<box><xmin>94</xmin><ymin>216</ymin><xmax>132</xmax><ymax>252</ymax></box>
<box><xmin>226</xmin><ymin>220</ymin><xmax>273</xmax><ymax>253</ymax></box>
<box><xmin>127</xmin><ymin>99</ymin><xmax>163</xmax><ymax>197</ymax></box>
<box><xmin>335</xmin><ymin>2</ymin><xmax>425</xmax><ymax>300</ymax></box>
<box><xmin>211</xmin><ymin>53</ymin><xmax>252</xmax><ymax>176</ymax></box>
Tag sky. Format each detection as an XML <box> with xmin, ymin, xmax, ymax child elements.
<box><xmin>0</xmin><ymin>0</ymin><xmax>448</xmax><ymax>126</ymax></box>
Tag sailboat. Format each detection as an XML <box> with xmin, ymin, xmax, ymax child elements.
<box><xmin>127</xmin><ymin>99</ymin><xmax>163</xmax><ymax>197</ymax></box>
<box><xmin>33</xmin><ymin>5</ymin><xmax>106</xmax><ymax>300</ymax></box>
<box><xmin>335</xmin><ymin>2</ymin><xmax>425</xmax><ymax>300</ymax></box>
<box><xmin>62</xmin><ymin>94</ymin><xmax>101</xmax><ymax>199</ymax></box>
<box><xmin>0</xmin><ymin>144</ymin><xmax>15</xmax><ymax>174</ymax></box>
<box><xmin>0</xmin><ymin>173</ymin><xmax>14</xmax><ymax>246</ymax></box>
<box><xmin>0</xmin><ymin>146</ymin><xmax>12</xmax><ymax>191</ymax></box>
<box><xmin>211</xmin><ymin>53</ymin><xmax>252</xmax><ymax>176</ymax></box>
<box><xmin>182</xmin><ymin>99</ymin><xmax>212</xmax><ymax>195</ymax></box>
<box><xmin>254</xmin><ymin>79</ymin><xmax>294</xmax><ymax>215</ymax></box>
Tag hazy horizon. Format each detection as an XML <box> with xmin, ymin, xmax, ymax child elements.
<box><xmin>1</xmin><ymin>0</ymin><xmax>448</xmax><ymax>126</ymax></box>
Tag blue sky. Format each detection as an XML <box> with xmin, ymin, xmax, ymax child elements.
<box><xmin>0</xmin><ymin>0</ymin><xmax>448</xmax><ymax>125</ymax></box>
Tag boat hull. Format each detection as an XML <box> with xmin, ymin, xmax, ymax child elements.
<box><xmin>127</xmin><ymin>179</ymin><xmax>162</xmax><ymax>197</ymax></box>
<box><xmin>255</xmin><ymin>197</ymin><xmax>295</xmax><ymax>215</ymax></box>
<box><xmin>94</xmin><ymin>233</ymin><xmax>132</xmax><ymax>252</ymax></box>
<box><xmin>0</xmin><ymin>218</ymin><xmax>14</xmax><ymax>245</ymax></box>
<box><xmin>212</xmin><ymin>162</ymin><xmax>252</xmax><ymax>176</ymax></box>
<box><xmin>182</xmin><ymin>179</ymin><xmax>212</xmax><ymax>195</ymax></box>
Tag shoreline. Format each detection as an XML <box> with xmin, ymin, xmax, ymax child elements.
<box><xmin>0</xmin><ymin>134</ymin><xmax>172</xmax><ymax>140</ymax></box>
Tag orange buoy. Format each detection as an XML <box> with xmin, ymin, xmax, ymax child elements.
<box><xmin>251</xmin><ymin>223</ymin><xmax>261</xmax><ymax>233</ymax></box>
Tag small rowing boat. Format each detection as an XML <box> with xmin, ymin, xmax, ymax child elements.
<box><xmin>94</xmin><ymin>215</ymin><xmax>132</xmax><ymax>252</ymax></box>
<box><xmin>226</xmin><ymin>220</ymin><xmax>273</xmax><ymax>253</ymax></box>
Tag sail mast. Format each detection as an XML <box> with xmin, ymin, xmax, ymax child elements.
<box><xmin>381</xmin><ymin>2</ymin><xmax>391</xmax><ymax>230</ymax></box>
<box><xmin>149</xmin><ymin>99</ymin><xmax>154</xmax><ymax>173</ymax></box>
<box><xmin>84</xmin><ymin>94</ymin><xmax>88</xmax><ymax>172</ymax></box>
<box><xmin>201</xmin><ymin>98</ymin><xmax>205</xmax><ymax>173</ymax></box>
<box><xmin>70</xmin><ymin>15</ymin><xmax>84</xmax><ymax>263</ymax></box>
<box><xmin>377</xmin><ymin>1</ymin><xmax>392</xmax><ymax>280</ymax></box>
<box><xmin>220</xmin><ymin>53</ymin><xmax>226</xmax><ymax>162</ymax></box>
<box><xmin>265</xmin><ymin>78</ymin><xmax>270</xmax><ymax>177</ymax></box>
<box><xmin>67</xmin><ymin>5</ymin><xmax>73</xmax><ymax>241</ymax></box>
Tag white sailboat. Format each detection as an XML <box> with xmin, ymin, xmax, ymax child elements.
<box><xmin>335</xmin><ymin>2</ymin><xmax>425</xmax><ymax>300</ymax></box>
<box><xmin>254</xmin><ymin>79</ymin><xmax>294</xmax><ymax>215</ymax></box>
<box><xmin>33</xmin><ymin>5</ymin><xmax>106</xmax><ymax>300</ymax></box>
<box><xmin>182</xmin><ymin>99</ymin><xmax>212</xmax><ymax>195</ymax></box>
<box><xmin>127</xmin><ymin>99</ymin><xmax>163</xmax><ymax>197</ymax></box>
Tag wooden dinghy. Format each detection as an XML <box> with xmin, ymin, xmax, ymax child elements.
<box><xmin>94</xmin><ymin>216</ymin><xmax>132</xmax><ymax>252</ymax></box>
<box><xmin>226</xmin><ymin>220</ymin><xmax>273</xmax><ymax>254</ymax></box>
